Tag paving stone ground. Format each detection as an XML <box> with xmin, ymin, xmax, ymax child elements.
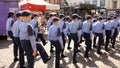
<box><xmin>0</xmin><ymin>36</ymin><xmax>120</xmax><ymax>68</ymax></box>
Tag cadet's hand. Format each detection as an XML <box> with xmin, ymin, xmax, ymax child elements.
<box><xmin>33</xmin><ymin>50</ymin><xmax>37</xmax><ymax>57</ymax></box>
<box><xmin>94</xmin><ymin>35</ymin><xmax>97</xmax><ymax>38</ymax></box>
<box><xmin>65</xmin><ymin>37</ymin><xmax>67</xmax><ymax>40</ymax></box>
<box><xmin>110</xmin><ymin>35</ymin><xmax>112</xmax><ymax>38</ymax></box>
<box><xmin>61</xmin><ymin>45</ymin><xmax>64</xmax><ymax>49</ymax></box>
<box><xmin>78</xmin><ymin>40</ymin><xmax>80</xmax><ymax>43</ymax></box>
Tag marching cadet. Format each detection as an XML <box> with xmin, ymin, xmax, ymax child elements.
<box><xmin>19</xmin><ymin>11</ymin><xmax>37</xmax><ymax>68</ymax></box>
<box><xmin>82</xmin><ymin>15</ymin><xmax>92</xmax><ymax>58</ymax></box>
<box><xmin>6</xmin><ymin>12</ymin><xmax>19</xmax><ymax>61</ymax></box>
<box><xmin>69</xmin><ymin>14</ymin><xmax>80</xmax><ymax>63</ymax></box>
<box><xmin>92</xmin><ymin>18</ymin><xmax>98</xmax><ymax>48</ymax></box>
<box><xmin>111</xmin><ymin>16</ymin><xmax>119</xmax><ymax>48</ymax></box>
<box><xmin>30</xmin><ymin>14</ymin><xmax>47</xmax><ymax>45</ymax></box>
<box><xmin>58</xmin><ymin>14</ymin><xmax>67</xmax><ymax>58</ymax></box>
<box><xmin>77</xmin><ymin>16</ymin><xmax>83</xmax><ymax>52</ymax></box>
<box><xmin>48</xmin><ymin>18</ymin><xmax>64</xmax><ymax>68</ymax></box>
<box><xmin>65</xmin><ymin>16</ymin><xmax>72</xmax><ymax>50</ymax></box>
<box><xmin>12</xmin><ymin>12</ymin><xmax>25</xmax><ymax>68</ymax></box>
<box><xmin>47</xmin><ymin>12</ymin><xmax>57</xmax><ymax>53</ymax></box>
<box><xmin>92</xmin><ymin>17</ymin><xmax>105</xmax><ymax>54</ymax></box>
<box><xmin>104</xmin><ymin>17</ymin><xmax>114</xmax><ymax>51</ymax></box>
<box><xmin>77</xmin><ymin>16</ymin><xmax>83</xmax><ymax>42</ymax></box>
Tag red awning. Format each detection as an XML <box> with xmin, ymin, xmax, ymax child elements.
<box><xmin>20</xmin><ymin>3</ymin><xmax>46</xmax><ymax>11</ymax></box>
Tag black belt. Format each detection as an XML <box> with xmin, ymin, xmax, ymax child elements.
<box><xmin>50</xmin><ymin>40</ymin><xmax>59</xmax><ymax>42</ymax></box>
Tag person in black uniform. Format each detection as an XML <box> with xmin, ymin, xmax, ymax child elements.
<box><xmin>6</xmin><ymin>12</ymin><xmax>19</xmax><ymax>62</ymax></box>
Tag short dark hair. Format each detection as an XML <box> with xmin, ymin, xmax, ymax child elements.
<box><xmin>59</xmin><ymin>14</ymin><xmax>65</xmax><ymax>19</ymax></box>
<box><xmin>107</xmin><ymin>17</ymin><xmax>111</xmax><ymax>20</ymax></box>
<box><xmin>33</xmin><ymin>14</ymin><xmax>39</xmax><ymax>18</ymax></box>
<box><xmin>53</xmin><ymin>18</ymin><xmax>59</xmax><ymax>23</ymax></box>
<box><xmin>8</xmin><ymin>12</ymin><xmax>14</xmax><ymax>18</ymax></box>
<box><xmin>86</xmin><ymin>15</ymin><xmax>92</xmax><ymax>20</ymax></box>
<box><xmin>72</xmin><ymin>14</ymin><xmax>79</xmax><ymax>19</ymax></box>
<box><xmin>22</xmin><ymin>11</ymin><xmax>31</xmax><ymax>17</ymax></box>
<box><xmin>98</xmin><ymin>16</ymin><xmax>103</xmax><ymax>20</ymax></box>
<box><xmin>65</xmin><ymin>16</ymin><xmax>71</xmax><ymax>21</ymax></box>
<box><xmin>16</xmin><ymin>12</ymin><xmax>22</xmax><ymax>18</ymax></box>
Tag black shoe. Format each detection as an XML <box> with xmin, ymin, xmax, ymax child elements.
<box><xmin>78</xmin><ymin>44</ymin><xmax>81</xmax><ymax>47</ymax></box>
<box><xmin>93</xmin><ymin>46</ymin><xmax>97</xmax><ymax>48</ymax></box>
<box><xmin>112</xmin><ymin>46</ymin><xmax>115</xmax><ymax>49</ymax></box>
<box><xmin>105</xmin><ymin>48</ymin><xmax>109</xmax><ymax>52</ymax></box>
<box><xmin>80</xmin><ymin>40</ymin><xmax>84</xmax><ymax>43</ymax></box>
<box><xmin>44</xmin><ymin>56</ymin><xmax>51</xmax><ymax>63</ymax></box>
<box><xmin>61</xmin><ymin>55</ymin><xmax>67</xmax><ymax>58</ymax></box>
<box><xmin>67</xmin><ymin>47</ymin><xmax>72</xmax><ymax>50</ymax></box>
<box><xmin>20</xmin><ymin>66</ymin><xmax>26</xmax><ymax>68</ymax></box>
<box><xmin>77</xmin><ymin>50</ymin><xmax>81</xmax><ymax>52</ymax></box>
<box><xmin>84</xmin><ymin>55</ymin><xmax>89</xmax><ymax>58</ymax></box>
<box><xmin>97</xmin><ymin>51</ymin><xmax>102</xmax><ymax>54</ymax></box>
<box><xmin>50</xmin><ymin>50</ymin><xmax>55</xmax><ymax>53</ymax></box>
<box><xmin>73</xmin><ymin>60</ymin><xmax>78</xmax><ymax>64</ymax></box>
<box><xmin>43</xmin><ymin>42</ymin><xmax>48</xmax><ymax>46</ymax></box>
<box><xmin>14</xmin><ymin>58</ymin><xmax>19</xmax><ymax>62</ymax></box>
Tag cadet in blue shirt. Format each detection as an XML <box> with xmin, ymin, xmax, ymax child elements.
<box><xmin>47</xmin><ymin>13</ymin><xmax>57</xmax><ymax>53</ymax></box>
<box><xmin>48</xmin><ymin>18</ymin><xmax>63</xmax><ymax>68</ymax></box>
<box><xmin>111</xmin><ymin>16</ymin><xmax>119</xmax><ymax>48</ymax></box>
<box><xmin>58</xmin><ymin>14</ymin><xmax>67</xmax><ymax>58</ymax></box>
<box><xmin>92</xmin><ymin>18</ymin><xmax>98</xmax><ymax>48</ymax></box>
<box><xmin>12</xmin><ymin>12</ymin><xmax>25</xmax><ymax>68</ymax></box>
<box><xmin>65</xmin><ymin>16</ymin><xmax>72</xmax><ymax>50</ymax></box>
<box><xmin>93</xmin><ymin>17</ymin><xmax>105</xmax><ymax>54</ymax></box>
<box><xmin>69</xmin><ymin>14</ymin><xmax>80</xmax><ymax>63</ymax></box>
<box><xmin>104</xmin><ymin>17</ymin><xmax>114</xmax><ymax>51</ymax></box>
<box><xmin>6</xmin><ymin>12</ymin><xmax>19</xmax><ymax>62</ymax></box>
<box><xmin>82</xmin><ymin>15</ymin><xmax>92</xmax><ymax>58</ymax></box>
<box><xmin>19</xmin><ymin>11</ymin><xmax>37</xmax><ymax>68</ymax></box>
<box><xmin>30</xmin><ymin>14</ymin><xmax>47</xmax><ymax>46</ymax></box>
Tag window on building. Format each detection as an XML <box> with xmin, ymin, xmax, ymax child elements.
<box><xmin>113</xmin><ymin>1</ymin><xmax>117</xmax><ymax>9</ymax></box>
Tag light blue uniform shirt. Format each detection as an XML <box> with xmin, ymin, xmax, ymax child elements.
<box><xmin>93</xmin><ymin>21</ymin><xmax>105</xmax><ymax>33</ymax></box>
<box><xmin>104</xmin><ymin>21</ymin><xmax>114</xmax><ymax>30</ymax></box>
<box><xmin>82</xmin><ymin>21</ymin><xmax>92</xmax><ymax>33</ymax></box>
<box><xmin>69</xmin><ymin>20</ymin><xmax>79</xmax><ymax>33</ymax></box>
<box><xmin>48</xmin><ymin>24</ymin><xmax>63</xmax><ymax>46</ymax></box>
<box><xmin>12</xmin><ymin>19</ymin><xmax>21</xmax><ymax>37</ymax></box>
<box><xmin>6</xmin><ymin>17</ymin><xmax>14</xmax><ymax>32</ymax></box>
<box><xmin>19</xmin><ymin>21</ymin><xmax>36</xmax><ymax>50</ymax></box>
<box><xmin>65</xmin><ymin>21</ymin><xmax>71</xmax><ymax>35</ymax></box>
<box><xmin>58</xmin><ymin>19</ymin><xmax>67</xmax><ymax>37</ymax></box>
<box><xmin>104</xmin><ymin>21</ymin><xmax>114</xmax><ymax>36</ymax></box>
<box><xmin>30</xmin><ymin>19</ymin><xmax>39</xmax><ymax>37</ymax></box>
<box><xmin>47</xmin><ymin>18</ymin><xmax>53</xmax><ymax>31</ymax></box>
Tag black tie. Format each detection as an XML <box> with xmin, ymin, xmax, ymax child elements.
<box><xmin>63</xmin><ymin>22</ymin><xmax>66</xmax><ymax>29</ymax></box>
<box><xmin>102</xmin><ymin>24</ymin><xmax>105</xmax><ymax>30</ymax></box>
<box><xmin>77</xmin><ymin>23</ymin><xmax>82</xmax><ymax>30</ymax></box>
<box><xmin>57</xmin><ymin>28</ymin><xmax>62</xmax><ymax>37</ymax></box>
<box><xmin>89</xmin><ymin>23</ymin><xmax>92</xmax><ymax>31</ymax></box>
<box><xmin>50</xmin><ymin>22</ymin><xmax>53</xmax><ymax>26</ymax></box>
<box><xmin>27</xmin><ymin>25</ymin><xmax>34</xmax><ymax>36</ymax></box>
<box><xmin>10</xmin><ymin>20</ymin><xmax>14</xmax><ymax>27</ymax></box>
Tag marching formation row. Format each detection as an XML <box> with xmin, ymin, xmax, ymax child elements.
<box><xmin>6</xmin><ymin>11</ymin><xmax>120</xmax><ymax>68</ymax></box>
